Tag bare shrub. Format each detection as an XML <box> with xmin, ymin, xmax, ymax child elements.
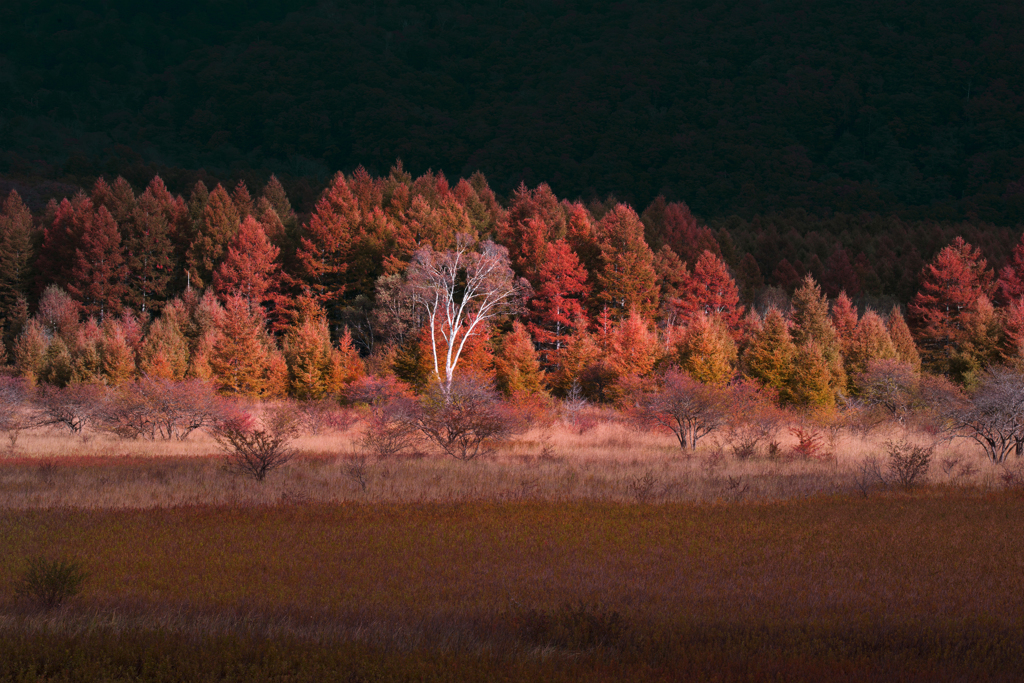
<box><xmin>344</xmin><ymin>456</ymin><xmax>369</xmax><ymax>492</ymax></box>
<box><xmin>294</xmin><ymin>398</ymin><xmax>357</xmax><ymax>436</ymax></box>
<box><xmin>15</xmin><ymin>556</ymin><xmax>89</xmax><ymax>610</ymax></box>
<box><xmin>99</xmin><ymin>378</ymin><xmax>224</xmax><ymax>440</ymax></box>
<box><xmin>723</xmin><ymin>382</ymin><xmax>784</xmax><ymax>459</ymax></box>
<box><xmin>854</xmin><ymin>456</ymin><xmax>887</xmax><ymax>497</ymax></box>
<box><xmin>519</xmin><ymin>599</ymin><xmax>626</xmax><ymax>650</ymax></box>
<box><xmin>947</xmin><ymin>367</ymin><xmax>1024</xmax><ymax>464</ymax></box>
<box><xmin>212</xmin><ymin>405</ymin><xmax>300</xmax><ymax>481</ymax></box>
<box><xmin>33</xmin><ymin>383</ymin><xmax>109</xmax><ymax>434</ymax></box>
<box><xmin>416</xmin><ymin>376</ymin><xmax>520</xmax><ymax>461</ymax></box>
<box><xmin>633</xmin><ymin>368</ymin><xmax>727</xmax><ymax>450</ymax></box>
<box><xmin>562</xmin><ymin>381</ymin><xmax>600</xmax><ymax>435</ymax></box>
<box><xmin>856</xmin><ymin>359</ymin><xmax>922</xmax><ymax>424</ymax></box>
<box><xmin>939</xmin><ymin>454</ymin><xmax>978</xmax><ymax>482</ymax></box>
<box><xmin>0</xmin><ymin>375</ymin><xmax>31</xmax><ymax>450</ymax></box>
<box><xmin>856</xmin><ymin>360</ymin><xmax>963</xmax><ymax>431</ymax></box>
<box><xmin>885</xmin><ymin>439</ymin><xmax>932</xmax><ymax>489</ymax></box>
<box><xmin>627</xmin><ymin>470</ymin><xmax>658</xmax><ymax>503</ymax></box>
<box><xmin>1001</xmin><ymin>462</ymin><xmax>1024</xmax><ymax>491</ymax></box>
<box><xmin>348</xmin><ymin>376</ymin><xmax>421</xmax><ymax>458</ymax></box>
<box><xmin>361</xmin><ymin>402</ymin><xmax>422</xmax><ymax>459</ymax></box>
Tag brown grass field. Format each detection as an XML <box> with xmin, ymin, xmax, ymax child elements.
<box><xmin>1</xmin><ymin>418</ymin><xmax>1024</xmax><ymax>681</ymax></box>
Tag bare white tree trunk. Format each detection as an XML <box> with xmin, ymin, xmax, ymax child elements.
<box><xmin>406</xmin><ymin>235</ymin><xmax>527</xmax><ymax>399</ymax></box>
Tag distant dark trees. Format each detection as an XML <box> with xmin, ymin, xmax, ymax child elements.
<box><xmin>4</xmin><ymin>2</ymin><xmax>1024</xmax><ymax>224</ymax></box>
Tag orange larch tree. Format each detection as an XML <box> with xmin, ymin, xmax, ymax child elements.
<box><xmin>66</xmin><ymin>205</ymin><xmax>128</xmax><ymax>319</ymax></box>
<box><xmin>293</xmin><ymin>173</ymin><xmax>360</xmax><ymax>315</ymax></box>
<box><xmin>594</xmin><ymin>204</ymin><xmax>659</xmax><ymax>320</ymax></box>
<box><xmin>185</xmin><ymin>184</ymin><xmax>241</xmax><ymax>290</ymax></box>
<box><xmin>213</xmin><ymin>215</ymin><xmax>283</xmax><ymax>309</ymax></box>
<box><xmin>671</xmin><ymin>250</ymin><xmax>744</xmax><ymax>335</ymax></box>
<box><xmin>908</xmin><ymin>236</ymin><xmax>995</xmax><ymax>369</ymax></box>
<box><xmin>525</xmin><ymin>239</ymin><xmax>590</xmax><ymax>362</ymax></box>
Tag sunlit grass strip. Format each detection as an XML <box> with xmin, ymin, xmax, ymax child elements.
<box><xmin>0</xmin><ymin>421</ymin><xmax>1012</xmax><ymax>509</ymax></box>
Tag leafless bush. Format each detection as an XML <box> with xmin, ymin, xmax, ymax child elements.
<box><xmin>99</xmin><ymin>378</ymin><xmax>224</xmax><ymax>440</ymax></box>
<box><xmin>789</xmin><ymin>426</ymin><xmax>831</xmax><ymax>461</ymax></box>
<box><xmin>723</xmin><ymin>382</ymin><xmax>784</xmax><ymax>459</ymax></box>
<box><xmin>361</xmin><ymin>402</ymin><xmax>422</xmax><ymax>458</ymax></box>
<box><xmin>856</xmin><ymin>360</ymin><xmax>963</xmax><ymax>431</ymax></box>
<box><xmin>885</xmin><ymin>439</ymin><xmax>932</xmax><ymax>489</ymax></box>
<box><xmin>627</xmin><ymin>470</ymin><xmax>658</xmax><ymax>503</ymax></box>
<box><xmin>33</xmin><ymin>383</ymin><xmax>109</xmax><ymax>434</ymax></box>
<box><xmin>212</xmin><ymin>405</ymin><xmax>300</xmax><ymax>481</ymax></box>
<box><xmin>562</xmin><ymin>381</ymin><xmax>601</xmax><ymax>434</ymax></box>
<box><xmin>856</xmin><ymin>360</ymin><xmax>921</xmax><ymax>424</ymax></box>
<box><xmin>947</xmin><ymin>367</ymin><xmax>1024</xmax><ymax>464</ymax></box>
<box><xmin>1001</xmin><ymin>462</ymin><xmax>1024</xmax><ymax>491</ymax></box>
<box><xmin>415</xmin><ymin>376</ymin><xmax>520</xmax><ymax>461</ymax></box>
<box><xmin>344</xmin><ymin>457</ymin><xmax>369</xmax><ymax>492</ymax></box>
<box><xmin>633</xmin><ymin>368</ymin><xmax>728</xmax><ymax>450</ymax></box>
<box><xmin>348</xmin><ymin>376</ymin><xmax>421</xmax><ymax>458</ymax></box>
<box><xmin>854</xmin><ymin>456</ymin><xmax>887</xmax><ymax>497</ymax></box>
<box><xmin>0</xmin><ymin>375</ymin><xmax>31</xmax><ymax>450</ymax></box>
<box><xmin>294</xmin><ymin>398</ymin><xmax>357</xmax><ymax>436</ymax></box>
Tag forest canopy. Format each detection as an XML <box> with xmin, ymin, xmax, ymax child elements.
<box><xmin>2</xmin><ymin>0</ymin><xmax>1024</xmax><ymax>223</ymax></box>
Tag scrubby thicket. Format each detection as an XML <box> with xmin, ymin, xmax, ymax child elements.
<box><xmin>2</xmin><ymin>167</ymin><xmax>1024</xmax><ymax>468</ymax></box>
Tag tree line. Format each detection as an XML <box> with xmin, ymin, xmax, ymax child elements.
<box><xmin>0</xmin><ymin>165</ymin><xmax>1023</xmax><ymax>410</ymax></box>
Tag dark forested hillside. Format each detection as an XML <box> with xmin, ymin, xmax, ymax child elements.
<box><xmin>2</xmin><ymin>0</ymin><xmax>1023</xmax><ymax>222</ymax></box>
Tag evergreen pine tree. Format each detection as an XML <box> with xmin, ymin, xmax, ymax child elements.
<box><xmin>789</xmin><ymin>341</ymin><xmax>835</xmax><ymax>410</ymax></box>
<box><xmin>742</xmin><ymin>307</ymin><xmax>796</xmax><ymax>400</ymax></box>
<box><xmin>887</xmin><ymin>305</ymin><xmax>921</xmax><ymax>372</ymax></box>
<box><xmin>210</xmin><ymin>296</ymin><xmax>278</xmax><ymax>397</ymax></box>
<box><xmin>66</xmin><ymin>206</ymin><xmax>128</xmax><ymax>319</ymax></box>
<box><xmin>493</xmin><ymin>322</ymin><xmax>546</xmax><ymax>397</ymax></box>
<box><xmin>908</xmin><ymin>236</ymin><xmax>995</xmax><ymax>370</ymax></box>
<box><xmin>594</xmin><ymin>205</ymin><xmax>659</xmax><ymax>320</ymax></box>
<box><xmin>212</xmin><ymin>215</ymin><xmax>283</xmax><ymax>307</ymax></box>
<box><xmin>675</xmin><ymin>314</ymin><xmax>737</xmax><ymax>386</ymax></box>
<box><xmin>791</xmin><ymin>275</ymin><xmax>846</xmax><ymax>396</ymax></box>
<box><xmin>830</xmin><ymin>291</ymin><xmax>859</xmax><ymax>356</ymax></box>
<box><xmin>185</xmin><ymin>184</ymin><xmax>240</xmax><ymax>290</ymax></box>
<box><xmin>0</xmin><ymin>191</ymin><xmax>34</xmax><ymax>348</ymax></box>
<box><xmin>139</xmin><ymin>314</ymin><xmax>190</xmax><ymax>380</ymax></box>
<box><xmin>846</xmin><ymin>309</ymin><xmax>897</xmax><ymax>381</ymax></box>
<box><xmin>525</xmin><ymin>239</ymin><xmax>590</xmax><ymax>362</ymax></box>
<box><xmin>294</xmin><ymin>173</ymin><xmax>359</xmax><ymax>314</ymax></box>
<box><xmin>100</xmin><ymin>318</ymin><xmax>138</xmax><ymax>386</ymax></box>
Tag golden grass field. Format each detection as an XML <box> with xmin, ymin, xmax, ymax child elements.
<box><xmin>1</xmin><ymin>416</ymin><xmax>1023</xmax><ymax>681</ymax></box>
<box><xmin>0</xmin><ymin>416</ymin><xmax>1013</xmax><ymax>508</ymax></box>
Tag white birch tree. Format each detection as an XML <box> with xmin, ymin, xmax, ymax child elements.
<box><xmin>405</xmin><ymin>234</ymin><xmax>528</xmax><ymax>397</ymax></box>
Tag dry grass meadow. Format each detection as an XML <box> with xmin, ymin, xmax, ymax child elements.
<box><xmin>0</xmin><ymin>414</ymin><xmax>1013</xmax><ymax>508</ymax></box>
<box><xmin>2</xmin><ymin>413</ymin><xmax>1024</xmax><ymax>681</ymax></box>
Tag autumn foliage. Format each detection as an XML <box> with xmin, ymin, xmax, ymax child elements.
<box><xmin>5</xmin><ymin>166</ymin><xmax>1023</xmax><ymax>417</ymax></box>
